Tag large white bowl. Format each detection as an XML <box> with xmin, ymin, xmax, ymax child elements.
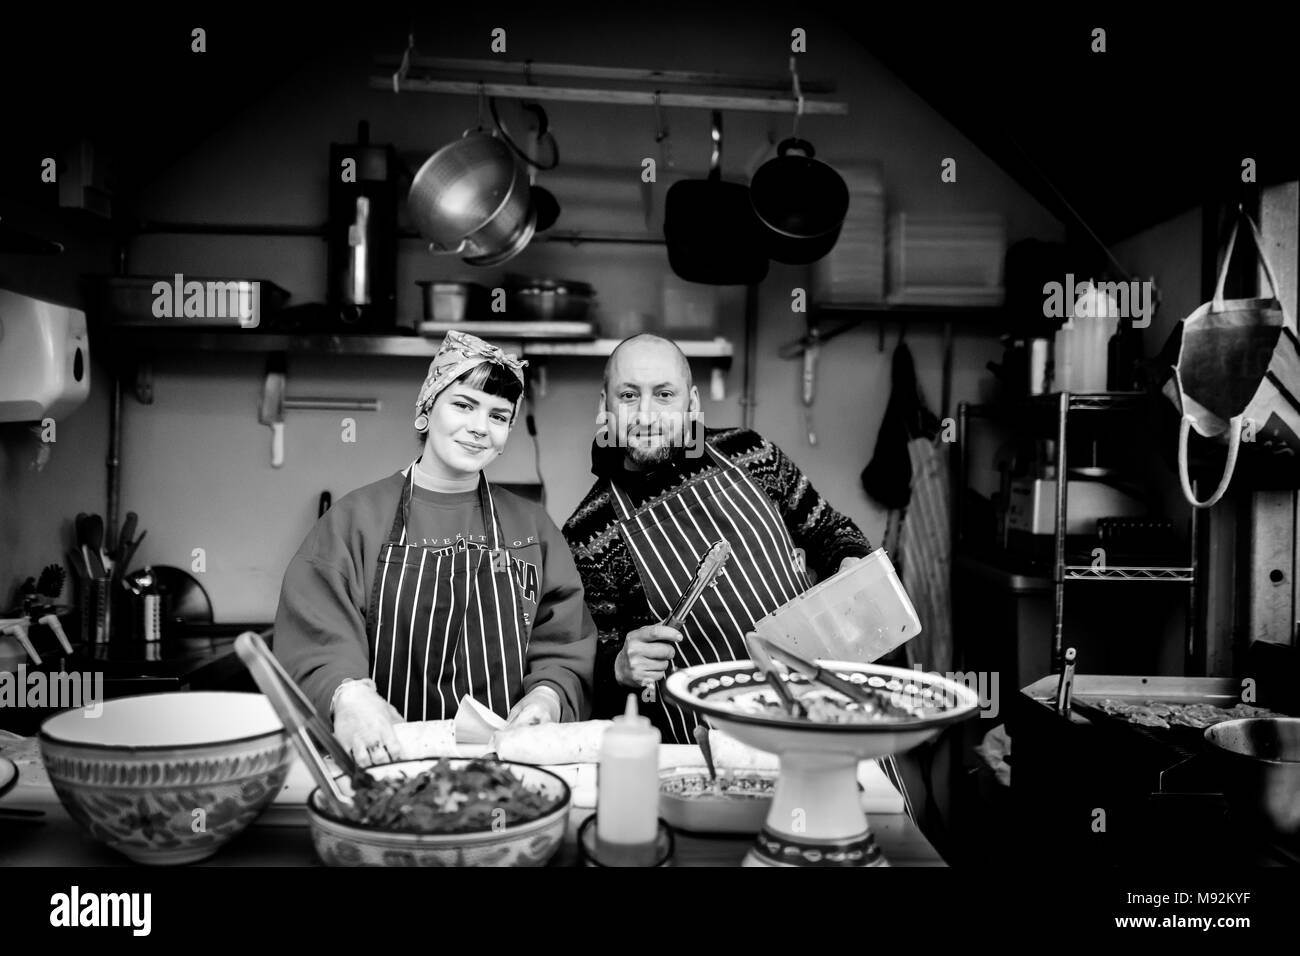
<box><xmin>665</xmin><ymin>659</ymin><xmax>981</xmax><ymax>866</ymax></box>
<box><xmin>39</xmin><ymin>691</ymin><xmax>292</xmax><ymax>865</ymax></box>
<box><xmin>307</xmin><ymin>758</ymin><xmax>571</xmax><ymax>867</ymax></box>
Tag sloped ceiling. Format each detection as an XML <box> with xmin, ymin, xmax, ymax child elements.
<box><xmin>3</xmin><ymin>7</ymin><xmax>1293</xmax><ymax>243</ymax></box>
<box><xmin>854</xmin><ymin>10</ymin><xmax>1298</xmax><ymax>242</ymax></box>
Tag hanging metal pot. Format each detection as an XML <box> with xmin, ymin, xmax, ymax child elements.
<box><xmin>749</xmin><ymin>137</ymin><xmax>849</xmax><ymax>265</ymax></box>
<box><xmin>407</xmin><ymin>129</ymin><xmax>536</xmax><ymax>266</ymax></box>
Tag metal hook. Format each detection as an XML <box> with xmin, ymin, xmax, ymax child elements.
<box><xmin>789</xmin><ymin>55</ymin><xmax>805</xmax><ymax>137</ymax></box>
<box><xmin>393</xmin><ymin>31</ymin><xmax>415</xmax><ymax>93</ymax></box>
<box><xmin>710</xmin><ymin>110</ymin><xmax>723</xmax><ymax>173</ymax></box>
<box><xmin>653</xmin><ymin>91</ymin><xmax>672</xmax><ymax>171</ymax></box>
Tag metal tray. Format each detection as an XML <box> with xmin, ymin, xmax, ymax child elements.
<box><xmin>1021</xmin><ymin>674</ymin><xmax>1264</xmax><ymax>771</ymax></box>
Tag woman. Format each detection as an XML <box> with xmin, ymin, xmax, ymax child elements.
<box><xmin>274</xmin><ymin>330</ymin><xmax>595</xmax><ymax>766</ymax></box>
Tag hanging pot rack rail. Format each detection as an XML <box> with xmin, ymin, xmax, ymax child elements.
<box><xmin>373</xmin><ymin>75</ymin><xmax>846</xmax><ymax>115</ymax></box>
<box><xmin>374</xmin><ymin>55</ymin><xmax>838</xmax><ymax>94</ymax></box>
<box><xmin>127</xmin><ymin>220</ymin><xmax>666</xmax><ymax>245</ymax></box>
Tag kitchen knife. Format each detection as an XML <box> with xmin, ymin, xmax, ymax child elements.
<box><xmin>258</xmin><ymin>353</ymin><xmax>287</xmax><ymax>468</ymax></box>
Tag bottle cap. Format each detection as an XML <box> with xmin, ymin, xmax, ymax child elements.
<box><xmin>612</xmin><ymin>693</ymin><xmax>651</xmax><ymax>730</ymax></box>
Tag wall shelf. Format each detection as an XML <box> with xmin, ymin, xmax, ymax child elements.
<box><xmin>104</xmin><ymin>329</ymin><xmax>732</xmax><ymax>360</ymax></box>
<box><xmin>105</xmin><ymin>330</ymin><xmax>735</xmax><ymax>402</ymax></box>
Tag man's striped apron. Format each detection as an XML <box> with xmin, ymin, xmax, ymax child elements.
<box><xmin>365</xmin><ymin>465</ymin><xmax>529</xmax><ymax>721</ymax></box>
<box><xmin>610</xmin><ymin>443</ymin><xmax>914</xmax><ymax>815</ymax></box>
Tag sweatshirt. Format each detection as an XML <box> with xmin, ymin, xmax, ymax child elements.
<box><xmin>562</xmin><ymin>426</ymin><xmax>873</xmax><ymax>719</ymax></box>
<box><xmin>273</xmin><ymin>469</ymin><xmax>595</xmax><ymax>721</ymax></box>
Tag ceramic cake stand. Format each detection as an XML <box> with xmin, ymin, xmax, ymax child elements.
<box><xmin>665</xmin><ymin>660</ymin><xmax>980</xmax><ymax>867</ymax></box>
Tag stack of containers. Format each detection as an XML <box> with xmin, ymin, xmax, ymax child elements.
<box><xmin>886</xmin><ymin>213</ymin><xmax>1006</xmax><ymax>306</ymax></box>
<box><xmin>812</xmin><ymin>163</ymin><xmax>885</xmax><ymax>304</ymax></box>
<box><xmin>751</xmin><ymin>549</ymin><xmax>921</xmax><ymax>664</ymax></box>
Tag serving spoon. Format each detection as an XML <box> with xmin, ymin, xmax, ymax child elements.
<box><xmin>693</xmin><ymin>724</ymin><xmax>719</xmax><ymax>790</ymax></box>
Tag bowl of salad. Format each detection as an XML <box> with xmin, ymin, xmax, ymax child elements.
<box><xmin>306</xmin><ymin>757</ymin><xmax>571</xmax><ymax>867</ymax></box>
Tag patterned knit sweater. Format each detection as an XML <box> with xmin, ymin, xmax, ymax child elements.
<box><xmin>562</xmin><ymin>426</ymin><xmax>873</xmax><ymax>718</ymax></box>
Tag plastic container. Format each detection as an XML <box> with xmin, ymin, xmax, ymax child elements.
<box><xmin>658</xmin><ymin>768</ymin><xmax>777</xmax><ymax>833</ymax></box>
<box><xmin>596</xmin><ymin>695</ymin><xmax>661</xmax><ymax>864</ymax></box>
<box><xmin>751</xmin><ymin>548</ymin><xmax>921</xmax><ymax>663</ymax></box>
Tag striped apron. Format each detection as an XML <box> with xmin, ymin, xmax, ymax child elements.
<box><xmin>364</xmin><ymin>465</ymin><xmax>529</xmax><ymax>722</ymax></box>
<box><xmin>610</xmin><ymin>443</ymin><xmax>914</xmax><ymax>816</ymax></box>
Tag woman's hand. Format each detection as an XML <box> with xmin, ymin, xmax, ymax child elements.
<box><xmin>504</xmin><ymin>685</ymin><xmax>562</xmax><ymax>729</ymax></box>
<box><xmin>838</xmin><ymin>555</ymin><xmax>863</xmax><ymax>573</ymax></box>
<box><xmin>333</xmin><ymin>680</ymin><xmax>406</xmax><ymax>767</ymax></box>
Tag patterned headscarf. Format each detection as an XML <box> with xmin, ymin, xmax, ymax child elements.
<box><xmin>415</xmin><ymin>329</ymin><xmax>529</xmax><ymax>422</ymax></box>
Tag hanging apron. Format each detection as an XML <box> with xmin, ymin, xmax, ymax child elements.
<box><xmin>365</xmin><ymin>465</ymin><xmax>529</xmax><ymax>722</ymax></box>
<box><xmin>610</xmin><ymin>443</ymin><xmax>915</xmax><ymax>816</ymax></box>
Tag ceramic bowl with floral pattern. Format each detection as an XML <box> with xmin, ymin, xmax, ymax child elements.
<box><xmin>307</xmin><ymin>758</ymin><xmax>570</xmax><ymax>867</ymax></box>
<box><xmin>39</xmin><ymin>691</ymin><xmax>292</xmax><ymax>865</ymax></box>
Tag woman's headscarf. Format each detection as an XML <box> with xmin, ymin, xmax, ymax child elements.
<box><xmin>415</xmin><ymin>330</ymin><xmax>528</xmax><ymax>424</ymax></box>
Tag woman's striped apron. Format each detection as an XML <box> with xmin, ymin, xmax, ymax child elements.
<box><xmin>364</xmin><ymin>465</ymin><xmax>529</xmax><ymax>721</ymax></box>
<box><xmin>609</xmin><ymin>443</ymin><xmax>914</xmax><ymax>815</ymax></box>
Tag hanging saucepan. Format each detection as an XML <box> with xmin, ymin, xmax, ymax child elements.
<box><xmin>749</xmin><ymin>138</ymin><xmax>849</xmax><ymax>265</ymax></box>
<box><xmin>490</xmin><ymin>97</ymin><xmax>561</xmax><ymax>232</ymax></box>
<box><xmin>663</xmin><ymin>111</ymin><xmax>769</xmax><ymax>285</ymax></box>
<box><xmin>407</xmin><ymin>129</ymin><xmax>537</xmax><ymax>267</ymax></box>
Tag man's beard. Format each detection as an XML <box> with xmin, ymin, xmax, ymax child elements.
<box><xmin>626</xmin><ymin>440</ymin><xmax>679</xmax><ymax>467</ymax></box>
<box><xmin>623</xmin><ymin>422</ymin><xmax>686</xmax><ymax>468</ymax></box>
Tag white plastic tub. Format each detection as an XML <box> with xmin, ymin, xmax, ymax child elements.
<box><xmin>752</xmin><ymin>549</ymin><xmax>921</xmax><ymax>663</ymax></box>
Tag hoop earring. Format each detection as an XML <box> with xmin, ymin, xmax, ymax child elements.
<box><xmin>414</xmin><ymin>414</ymin><xmax>429</xmax><ymax>431</ymax></box>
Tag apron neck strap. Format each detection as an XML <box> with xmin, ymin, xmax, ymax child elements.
<box><xmin>608</xmin><ymin>441</ymin><xmax>729</xmax><ymax>520</ymax></box>
<box><xmin>392</xmin><ymin>460</ymin><xmax>502</xmax><ymax>550</ymax></box>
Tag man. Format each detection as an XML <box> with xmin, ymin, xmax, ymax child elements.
<box><xmin>562</xmin><ymin>333</ymin><xmax>876</xmax><ymax>741</ymax></box>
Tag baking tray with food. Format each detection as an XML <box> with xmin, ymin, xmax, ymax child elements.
<box><xmin>1063</xmin><ymin>675</ymin><xmax>1288</xmax><ymax>761</ymax></box>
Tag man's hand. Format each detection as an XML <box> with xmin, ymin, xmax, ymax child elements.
<box><xmin>333</xmin><ymin>681</ymin><xmax>405</xmax><ymax>767</ymax></box>
<box><xmin>504</xmin><ymin>685</ymin><xmax>562</xmax><ymax>729</ymax></box>
<box><xmin>614</xmin><ymin>624</ymin><xmax>684</xmax><ymax>688</ymax></box>
<box><xmin>838</xmin><ymin>556</ymin><xmax>863</xmax><ymax>574</ymax></box>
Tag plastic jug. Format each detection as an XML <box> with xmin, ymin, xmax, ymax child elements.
<box><xmin>751</xmin><ymin>549</ymin><xmax>921</xmax><ymax>663</ymax></box>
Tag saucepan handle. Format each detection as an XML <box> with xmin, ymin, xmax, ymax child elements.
<box><xmin>777</xmin><ymin>138</ymin><xmax>816</xmax><ymax>159</ymax></box>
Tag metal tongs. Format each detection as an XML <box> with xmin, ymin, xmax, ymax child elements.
<box><xmin>744</xmin><ymin>634</ymin><xmax>805</xmax><ymax>718</ymax></box>
<box><xmin>642</xmin><ymin>540</ymin><xmax>732</xmax><ymax>704</ymax></box>
<box><xmin>233</xmin><ymin>630</ymin><xmax>370</xmax><ymax>816</ymax></box>
<box><xmin>751</xmin><ymin>636</ymin><xmax>882</xmax><ymax>708</ymax></box>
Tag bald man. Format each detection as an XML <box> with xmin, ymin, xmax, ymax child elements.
<box><xmin>562</xmin><ymin>334</ymin><xmax>877</xmax><ymax>740</ymax></box>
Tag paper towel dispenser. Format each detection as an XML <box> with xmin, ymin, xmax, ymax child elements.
<box><xmin>0</xmin><ymin>288</ymin><xmax>90</xmax><ymax>422</ymax></box>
